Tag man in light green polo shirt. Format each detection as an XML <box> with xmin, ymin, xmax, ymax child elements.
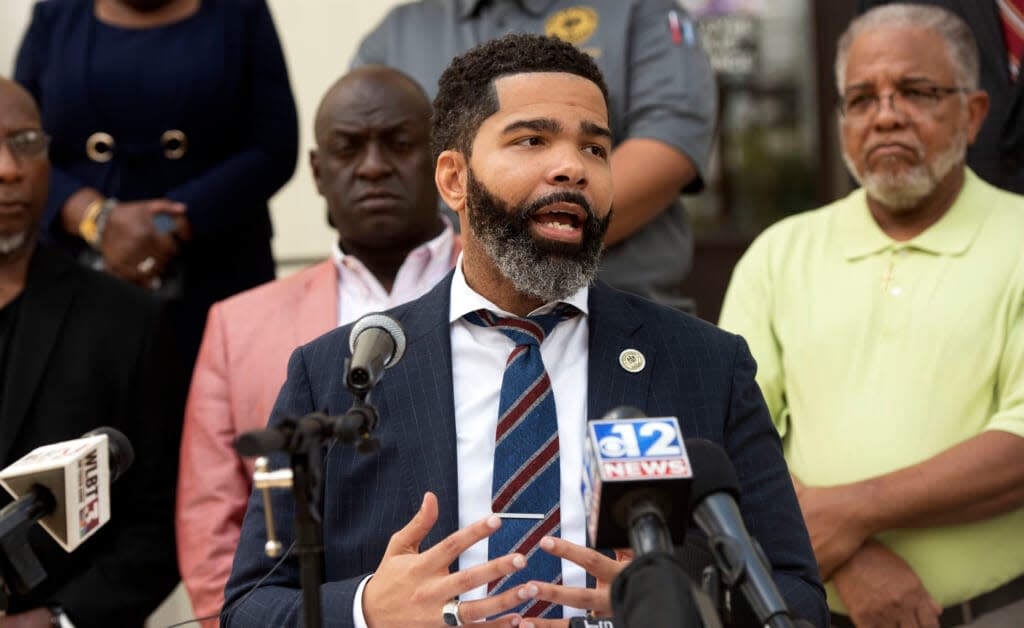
<box><xmin>720</xmin><ymin>4</ymin><xmax>1024</xmax><ymax>627</ymax></box>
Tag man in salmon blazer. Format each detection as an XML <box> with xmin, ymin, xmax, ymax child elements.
<box><xmin>175</xmin><ymin>66</ymin><xmax>460</xmax><ymax>626</ymax></box>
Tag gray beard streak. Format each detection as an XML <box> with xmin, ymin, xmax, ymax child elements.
<box><xmin>477</xmin><ymin>229</ymin><xmax>600</xmax><ymax>303</ymax></box>
<box><xmin>0</xmin><ymin>232</ymin><xmax>27</xmax><ymax>255</ymax></box>
<box><xmin>464</xmin><ymin>168</ymin><xmax>607</xmax><ymax>304</ymax></box>
<box><xmin>845</xmin><ymin>131</ymin><xmax>967</xmax><ymax>210</ymax></box>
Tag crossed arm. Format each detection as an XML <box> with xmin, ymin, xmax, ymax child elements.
<box><xmin>794</xmin><ymin>430</ymin><xmax>1024</xmax><ymax>626</ymax></box>
<box><xmin>795</xmin><ymin>429</ymin><xmax>1024</xmax><ymax>579</ymax></box>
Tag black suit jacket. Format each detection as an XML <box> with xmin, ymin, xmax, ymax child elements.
<box><xmin>223</xmin><ymin>275</ymin><xmax>827</xmax><ymax>627</ymax></box>
<box><xmin>857</xmin><ymin>0</ymin><xmax>1024</xmax><ymax>193</ymax></box>
<box><xmin>0</xmin><ymin>246</ymin><xmax>181</xmax><ymax>627</ymax></box>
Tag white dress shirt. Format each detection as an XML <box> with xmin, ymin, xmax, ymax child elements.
<box><xmin>332</xmin><ymin>218</ymin><xmax>456</xmax><ymax>326</ymax></box>
<box><xmin>354</xmin><ymin>256</ymin><xmax>592</xmax><ymax>624</ymax></box>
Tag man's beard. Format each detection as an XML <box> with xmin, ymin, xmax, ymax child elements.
<box><xmin>0</xmin><ymin>232</ymin><xmax>28</xmax><ymax>257</ymax></box>
<box><xmin>465</xmin><ymin>169</ymin><xmax>610</xmax><ymax>303</ymax></box>
<box><xmin>845</xmin><ymin>128</ymin><xmax>967</xmax><ymax>210</ymax></box>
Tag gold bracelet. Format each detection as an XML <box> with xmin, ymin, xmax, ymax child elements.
<box><xmin>79</xmin><ymin>197</ymin><xmax>117</xmax><ymax>250</ymax></box>
<box><xmin>78</xmin><ymin>198</ymin><xmax>105</xmax><ymax>245</ymax></box>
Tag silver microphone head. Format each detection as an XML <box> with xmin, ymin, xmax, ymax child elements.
<box><xmin>348</xmin><ymin>313</ymin><xmax>407</xmax><ymax>368</ymax></box>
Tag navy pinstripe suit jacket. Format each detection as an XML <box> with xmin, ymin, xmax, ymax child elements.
<box><xmin>223</xmin><ymin>273</ymin><xmax>827</xmax><ymax>626</ymax></box>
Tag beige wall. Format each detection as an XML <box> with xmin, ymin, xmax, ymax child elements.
<box><xmin>0</xmin><ymin>1</ymin><xmax>406</xmax><ymax>624</ymax></box>
<box><xmin>0</xmin><ymin>0</ymin><xmax>407</xmax><ymax>275</ymax></box>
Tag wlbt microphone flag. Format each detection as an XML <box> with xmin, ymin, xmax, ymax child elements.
<box><xmin>0</xmin><ymin>429</ymin><xmax>131</xmax><ymax>552</ymax></box>
<box><xmin>582</xmin><ymin>413</ymin><xmax>693</xmax><ymax>550</ymax></box>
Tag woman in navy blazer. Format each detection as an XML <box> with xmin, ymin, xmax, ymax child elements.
<box><xmin>14</xmin><ymin>0</ymin><xmax>299</xmax><ymax>366</ymax></box>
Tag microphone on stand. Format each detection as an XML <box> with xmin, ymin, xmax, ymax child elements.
<box><xmin>582</xmin><ymin>407</ymin><xmax>720</xmax><ymax>627</ymax></box>
<box><xmin>232</xmin><ymin>314</ymin><xmax>407</xmax><ymax>628</ymax></box>
<box><xmin>345</xmin><ymin>313</ymin><xmax>407</xmax><ymax>397</ymax></box>
<box><xmin>0</xmin><ymin>428</ymin><xmax>133</xmax><ymax>595</ymax></box>
<box><xmin>0</xmin><ymin>427</ymin><xmax>133</xmax><ymax>550</ymax></box>
<box><xmin>581</xmin><ymin>407</ymin><xmax>693</xmax><ymax>553</ymax></box>
<box><xmin>685</xmin><ymin>439</ymin><xmax>797</xmax><ymax>628</ymax></box>
<box><xmin>236</xmin><ymin>312</ymin><xmax>408</xmax><ymax>458</ymax></box>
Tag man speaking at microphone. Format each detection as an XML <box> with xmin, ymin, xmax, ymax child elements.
<box><xmin>224</xmin><ymin>34</ymin><xmax>826</xmax><ymax>627</ymax></box>
<box><xmin>0</xmin><ymin>78</ymin><xmax>179</xmax><ymax>627</ymax></box>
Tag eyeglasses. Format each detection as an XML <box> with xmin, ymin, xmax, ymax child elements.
<box><xmin>838</xmin><ymin>83</ymin><xmax>970</xmax><ymax>120</ymax></box>
<box><xmin>1</xmin><ymin>129</ymin><xmax>50</xmax><ymax>160</ymax></box>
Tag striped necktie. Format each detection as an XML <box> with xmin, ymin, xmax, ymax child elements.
<box><xmin>463</xmin><ymin>305</ymin><xmax>578</xmax><ymax>619</ymax></box>
<box><xmin>999</xmin><ymin>0</ymin><xmax>1024</xmax><ymax>81</ymax></box>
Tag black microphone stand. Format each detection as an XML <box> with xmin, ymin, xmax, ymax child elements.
<box><xmin>234</xmin><ymin>367</ymin><xmax>382</xmax><ymax>628</ymax></box>
<box><xmin>0</xmin><ymin>486</ymin><xmax>55</xmax><ymax>612</ymax></box>
<box><xmin>290</xmin><ymin>414</ymin><xmax>327</xmax><ymax>628</ymax></box>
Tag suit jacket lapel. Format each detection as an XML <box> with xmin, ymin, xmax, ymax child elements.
<box><xmin>585</xmin><ymin>282</ymin><xmax>653</xmax><ymax>421</ymax></box>
<box><xmin>374</xmin><ymin>272</ymin><xmax>460</xmax><ymax>545</ymax></box>
<box><xmin>0</xmin><ymin>248</ymin><xmax>74</xmax><ymax>463</ymax></box>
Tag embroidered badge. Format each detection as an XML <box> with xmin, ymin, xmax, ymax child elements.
<box><xmin>545</xmin><ymin>6</ymin><xmax>599</xmax><ymax>45</ymax></box>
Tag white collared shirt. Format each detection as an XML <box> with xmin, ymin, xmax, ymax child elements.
<box><xmin>332</xmin><ymin>218</ymin><xmax>456</xmax><ymax>326</ymax></box>
<box><xmin>448</xmin><ymin>256</ymin><xmax>590</xmax><ymax>615</ymax></box>
<box><xmin>354</xmin><ymin>255</ymin><xmax>591</xmax><ymax>625</ymax></box>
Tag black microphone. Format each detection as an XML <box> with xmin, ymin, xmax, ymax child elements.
<box><xmin>0</xmin><ymin>428</ymin><xmax>134</xmax><ymax>594</ymax></box>
<box><xmin>584</xmin><ymin>410</ymin><xmax>720</xmax><ymax>627</ymax></box>
<box><xmin>83</xmin><ymin>427</ymin><xmax>134</xmax><ymax>483</ymax></box>
<box><xmin>0</xmin><ymin>427</ymin><xmax>134</xmax><ymax>548</ymax></box>
<box><xmin>685</xmin><ymin>439</ymin><xmax>795</xmax><ymax>628</ymax></box>
<box><xmin>582</xmin><ymin>407</ymin><xmax>692</xmax><ymax>554</ymax></box>
<box><xmin>345</xmin><ymin>313</ymin><xmax>407</xmax><ymax>396</ymax></box>
<box><xmin>610</xmin><ymin>551</ymin><xmax>723</xmax><ymax>628</ymax></box>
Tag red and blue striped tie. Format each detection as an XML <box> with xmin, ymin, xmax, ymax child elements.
<box><xmin>464</xmin><ymin>306</ymin><xmax>578</xmax><ymax>619</ymax></box>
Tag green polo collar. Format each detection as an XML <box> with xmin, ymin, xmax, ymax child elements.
<box><xmin>841</xmin><ymin>168</ymin><xmax>988</xmax><ymax>260</ymax></box>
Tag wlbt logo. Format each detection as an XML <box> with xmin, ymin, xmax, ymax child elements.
<box><xmin>77</xmin><ymin>451</ymin><xmax>101</xmax><ymax>535</ymax></box>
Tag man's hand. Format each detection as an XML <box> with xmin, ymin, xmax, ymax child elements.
<box><xmin>516</xmin><ymin>536</ymin><xmax>631</xmax><ymax>627</ymax></box>
<box><xmin>793</xmin><ymin>479</ymin><xmax>873</xmax><ymax>578</ymax></box>
<box><xmin>100</xmin><ymin>198</ymin><xmax>185</xmax><ymax>286</ymax></box>
<box><xmin>0</xmin><ymin>607</ymin><xmax>56</xmax><ymax>628</ymax></box>
<box><xmin>362</xmin><ymin>492</ymin><xmax>533</xmax><ymax>627</ymax></box>
<box><xmin>832</xmin><ymin>539</ymin><xmax>941</xmax><ymax>628</ymax></box>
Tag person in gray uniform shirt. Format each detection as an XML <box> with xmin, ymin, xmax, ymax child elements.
<box><xmin>352</xmin><ymin>0</ymin><xmax>717</xmax><ymax>310</ymax></box>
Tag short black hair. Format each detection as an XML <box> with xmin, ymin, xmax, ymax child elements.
<box><xmin>431</xmin><ymin>33</ymin><xmax>609</xmax><ymax>162</ymax></box>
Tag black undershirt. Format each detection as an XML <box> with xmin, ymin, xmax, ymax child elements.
<box><xmin>0</xmin><ymin>293</ymin><xmax>22</xmax><ymax>404</ymax></box>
